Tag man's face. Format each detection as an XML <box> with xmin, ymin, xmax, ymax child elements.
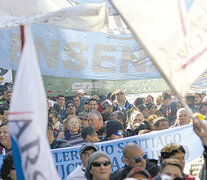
<box><xmin>155</xmin><ymin>121</ymin><xmax>169</xmax><ymax>131</ymax></box>
<box><xmin>177</xmin><ymin>110</ymin><xmax>190</xmax><ymax>126</ymax></box>
<box><xmin>66</xmin><ymin>103</ymin><xmax>76</xmax><ymax>115</ymax></box>
<box><xmin>115</xmin><ymin>90</ymin><xmax>125</xmax><ymax>101</ymax></box>
<box><xmin>195</xmin><ymin>94</ymin><xmax>201</xmax><ymax>104</ymax></box>
<box><xmin>90</xmin><ymin>157</ymin><xmax>112</xmax><ymax>180</ymax></box>
<box><xmin>89</xmin><ymin>100</ymin><xmax>98</xmax><ymax>112</ymax></box>
<box><xmin>124</xmin><ymin>146</ymin><xmax>146</xmax><ymax>169</ymax></box>
<box><xmin>81</xmin><ymin>149</ymin><xmax>95</xmax><ymax>167</ymax></box>
<box><xmin>0</xmin><ymin>125</ymin><xmax>11</xmax><ymax>148</ymax></box>
<box><xmin>131</xmin><ymin>114</ymin><xmax>143</xmax><ymax>126</ymax></box>
<box><xmin>6</xmin><ymin>92</ymin><xmax>12</xmax><ymax>102</ymax></box>
<box><xmin>57</xmin><ymin>97</ymin><xmax>65</xmax><ymax>106</ymax></box>
<box><xmin>170</xmin><ymin>152</ymin><xmax>185</xmax><ymax>170</ymax></box>
<box><xmin>88</xmin><ymin>114</ymin><xmax>100</xmax><ymax>131</ymax></box>
<box><xmin>200</xmin><ymin>105</ymin><xmax>207</xmax><ymax>115</ymax></box>
<box><xmin>161</xmin><ymin>165</ymin><xmax>183</xmax><ymax>179</ymax></box>
<box><xmin>163</xmin><ymin>98</ymin><xmax>171</xmax><ymax>107</ymax></box>
<box><xmin>2</xmin><ymin>110</ymin><xmax>8</xmax><ymax>122</ymax></box>
<box><xmin>73</xmin><ymin>96</ymin><xmax>80</xmax><ymax>108</ymax></box>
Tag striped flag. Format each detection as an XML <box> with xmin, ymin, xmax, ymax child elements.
<box><xmin>8</xmin><ymin>25</ymin><xmax>60</xmax><ymax>180</ymax></box>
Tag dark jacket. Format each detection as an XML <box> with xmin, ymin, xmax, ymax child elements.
<box><xmin>50</xmin><ymin>138</ymin><xmax>71</xmax><ymax>149</ymax></box>
<box><xmin>110</xmin><ymin>158</ymin><xmax>159</xmax><ymax>180</ymax></box>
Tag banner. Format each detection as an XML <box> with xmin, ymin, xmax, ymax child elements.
<box><xmin>8</xmin><ymin>25</ymin><xmax>60</xmax><ymax>180</ymax></box>
<box><xmin>52</xmin><ymin>124</ymin><xmax>204</xmax><ymax>180</ymax></box>
<box><xmin>110</xmin><ymin>0</ymin><xmax>207</xmax><ymax>97</ymax></box>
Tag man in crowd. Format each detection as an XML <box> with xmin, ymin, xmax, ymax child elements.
<box><xmin>73</xmin><ymin>95</ymin><xmax>81</xmax><ymax>113</ymax></box>
<box><xmin>66</xmin><ymin>142</ymin><xmax>98</xmax><ymax>180</ymax></box>
<box><xmin>0</xmin><ymin>121</ymin><xmax>11</xmax><ymax>155</ymax></box>
<box><xmin>172</xmin><ymin>108</ymin><xmax>190</xmax><ymax>127</ymax></box>
<box><xmin>0</xmin><ymin>106</ymin><xmax>8</xmax><ymax>125</ymax></box>
<box><xmin>112</xmin><ymin>89</ymin><xmax>133</xmax><ymax>116</ymax></box>
<box><xmin>153</xmin><ymin>117</ymin><xmax>169</xmax><ymax>131</ymax></box>
<box><xmin>56</xmin><ymin>94</ymin><xmax>67</xmax><ymax>121</ymax></box>
<box><xmin>88</xmin><ymin>98</ymin><xmax>99</xmax><ymax>112</ymax></box>
<box><xmin>66</xmin><ymin>100</ymin><xmax>77</xmax><ymax>117</ymax></box>
<box><xmin>81</xmin><ymin>126</ymin><xmax>100</xmax><ymax>143</ymax></box>
<box><xmin>110</xmin><ymin>142</ymin><xmax>159</xmax><ymax>179</ymax></box>
<box><xmin>101</xmin><ymin>100</ymin><xmax>113</xmax><ymax>122</ymax></box>
<box><xmin>88</xmin><ymin>110</ymin><xmax>104</xmax><ymax>140</ymax></box>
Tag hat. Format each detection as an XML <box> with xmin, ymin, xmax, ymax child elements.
<box><xmin>77</xmin><ymin>89</ymin><xmax>87</xmax><ymax>96</ymax></box>
<box><xmin>106</xmin><ymin>120</ymin><xmax>124</xmax><ymax>138</ymax></box>
<box><xmin>127</xmin><ymin>167</ymin><xmax>151</xmax><ymax>178</ymax></box>
<box><xmin>101</xmin><ymin>100</ymin><xmax>112</xmax><ymax>110</ymax></box>
<box><xmin>85</xmin><ymin>151</ymin><xmax>111</xmax><ymax>180</ymax></box>
<box><xmin>78</xmin><ymin>112</ymin><xmax>89</xmax><ymax>120</ymax></box>
<box><xmin>80</xmin><ymin>142</ymin><xmax>98</xmax><ymax>156</ymax></box>
<box><xmin>202</xmin><ymin>96</ymin><xmax>207</xmax><ymax>103</ymax></box>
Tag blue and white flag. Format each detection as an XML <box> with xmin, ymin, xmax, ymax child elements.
<box><xmin>8</xmin><ymin>25</ymin><xmax>60</xmax><ymax>180</ymax></box>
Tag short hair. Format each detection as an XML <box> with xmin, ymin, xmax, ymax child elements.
<box><xmin>81</xmin><ymin>126</ymin><xmax>96</xmax><ymax>140</ymax></box>
<box><xmin>88</xmin><ymin>98</ymin><xmax>98</xmax><ymax>104</ymax></box>
<box><xmin>160</xmin><ymin>158</ymin><xmax>183</xmax><ymax>173</ymax></box>
<box><xmin>57</xmin><ymin>94</ymin><xmax>65</xmax><ymax>100</ymax></box>
<box><xmin>73</xmin><ymin>95</ymin><xmax>81</xmax><ymax>100</ymax></box>
<box><xmin>88</xmin><ymin>110</ymin><xmax>102</xmax><ymax>119</ymax></box>
<box><xmin>134</xmin><ymin>97</ymin><xmax>144</xmax><ymax>108</ymax></box>
<box><xmin>65</xmin><ymin>100</ymin><xmax>75</xmax><ymax>108</ymax></box>
<box><xmin>160</xmin><ymin>143</ymin><xmax>185</xmax><ymax>163</ymax></box>
<box><xmin>130</xmin><ymin>110</ymin><xmax>143</xmax><ymax>121</ymax></box>
<box><xmin>0</xmin><ymin>106</ymin><xmax>8</xmax><ymax>115</ymax></box>
<box><xmin>194</xmin><ymin>92</ymin><xmax>201</xmax><ymax>98</ymax></box>
<box><xmin>153</xmin><ymin>117</ymin><xmax>168</xmax><ymax>127</ymax></box>
<box><xmin>162</xmin><ymin>92</ymin><xmax>171</xmax><ymax>100</ymax></box>
<box><xmin>147</xmin><ymin>115</ymin><xmax>157</xmax><ymax>123</ymax></box>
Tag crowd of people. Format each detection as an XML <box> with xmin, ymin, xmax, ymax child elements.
<box><xmin>0</xmin><ymin>82</ymin><xmax>207</xmax><ymax>179</ymax></box>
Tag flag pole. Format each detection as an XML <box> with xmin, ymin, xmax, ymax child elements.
<box><xmin>20</xmin><ymin>25</ymin><xmax>25</xmax><ymax>51</ymax></box>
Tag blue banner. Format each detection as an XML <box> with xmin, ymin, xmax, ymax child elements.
<box><xmin>0</xmin><ymin>0</ymin><xmax>194</xmax><ymax>81</ymax></box>
<box><xmin>52</xmin><ymin>123</ymin><xmax>204</xmax><ymax>180</ymax></box>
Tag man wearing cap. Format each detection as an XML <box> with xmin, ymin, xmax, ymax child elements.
<box><xmin>66</xmin><ymin>142</ymin><xmax>98</xmax><ymax>180</ymax></box>
<box><xmin>78</xmin><ymin>112</ymin><xmax>89</xmax><ymax>129</ymax></box>
<box><xmin>85</xmin><ymin>151</ymin><xmax>112</xmax><ymax>180</ymax></box>
<box><xmin>77</xmin><ymin>89</ymin><xmax>89</xmax><ymax>113</ymax></box>
<box><xmin>110</xmin><ymin>143</ymin><xmax>159</xmax><ymax>179</ymax></box>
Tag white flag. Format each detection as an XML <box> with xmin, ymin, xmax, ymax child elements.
<box><xmin>110</xmin><ymin>0</ymin><xmax>207</xmax><ymax>97</ymax></box>
<box><xmin>8</xmin><ymin>25</ymin><xmax>60</xmax><ymax>180</ymax></box>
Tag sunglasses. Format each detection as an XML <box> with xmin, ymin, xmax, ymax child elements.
<box><xmin>134</xmin><ymin>154</ymin><xmax>147</xmax><ymax>163</ymax></box>
<box><xmin>92</xmin><ymin>161</ymin><xmax>111</xmax><ymax>167</ymax></box>
<box><xmin>67</xmin><ymin>105</ymin><xmax>75</xmax><ymax>108</ymax></box>
<box><xmin>114</xmin><ymin>131</ymin><xmax>124</xmax><ymax>136</ymax></box>
<box><xmin>116</xmin><ymin>92</ymin><xmax>124</xmax><ymax>95</ymax></box>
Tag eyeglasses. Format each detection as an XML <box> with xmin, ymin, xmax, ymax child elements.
<box><xmin>67</xmin><ymin>105</ymin><xmax>75</xmax><ymax>108</ymax></box>
<box><xmin>92</xmin><ymin>161</ymin><xmax>111</xmax><ymax>167</ymax></box>
<box><xmin>133</xmin><ymin>154</ymin><xmax>147</xmax><ymax>163</ymax></box>
<box><xmin>114</xmin><ymin>131</ymin><xmax>124</xmax><ymax>136</ymax></box>
<box><xmin>116</xmin><ymin>92</ymin><xmax>124</xmax><ymax>95</ymax></box>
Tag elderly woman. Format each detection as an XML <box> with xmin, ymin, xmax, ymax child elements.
<box><xmin>63</xmin><ymin>115</ymin><xmax>84</xmax><ymax>146</ymax></box>
<box><xmin>85</xmin><ymin>151</ymin><xmax>112</xmax><ymax>180</ymax></box>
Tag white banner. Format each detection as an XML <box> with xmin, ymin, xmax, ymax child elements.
<box><xmin>8</xmin><ymin>25</ymin><xmax>60</xmax><ymax>180</ymax></box>
<box><xmin>110</xmin><ymin>0</ymin><xmax>207</xmax><ymax>97</ymax></box>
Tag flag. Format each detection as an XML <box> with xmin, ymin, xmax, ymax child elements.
<box><xmin>8</xmin><ymin>25</ymin><xmax>60</xmax><ymax>180</ymax></box>
<box><xmin>110</xmin><ymin>0</ymin><xmax>207</xmax><ymax>97</ymax></box>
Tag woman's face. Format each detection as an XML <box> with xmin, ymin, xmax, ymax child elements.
<box><xmin>67</xmin><ymin>117</ymin><xmax>80</xmax><ymax>134</ymax></box>
<box><xmin>49</xmin><ymin>113</ymin><xmax>58</xmax><ymax>125</ymax></box>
